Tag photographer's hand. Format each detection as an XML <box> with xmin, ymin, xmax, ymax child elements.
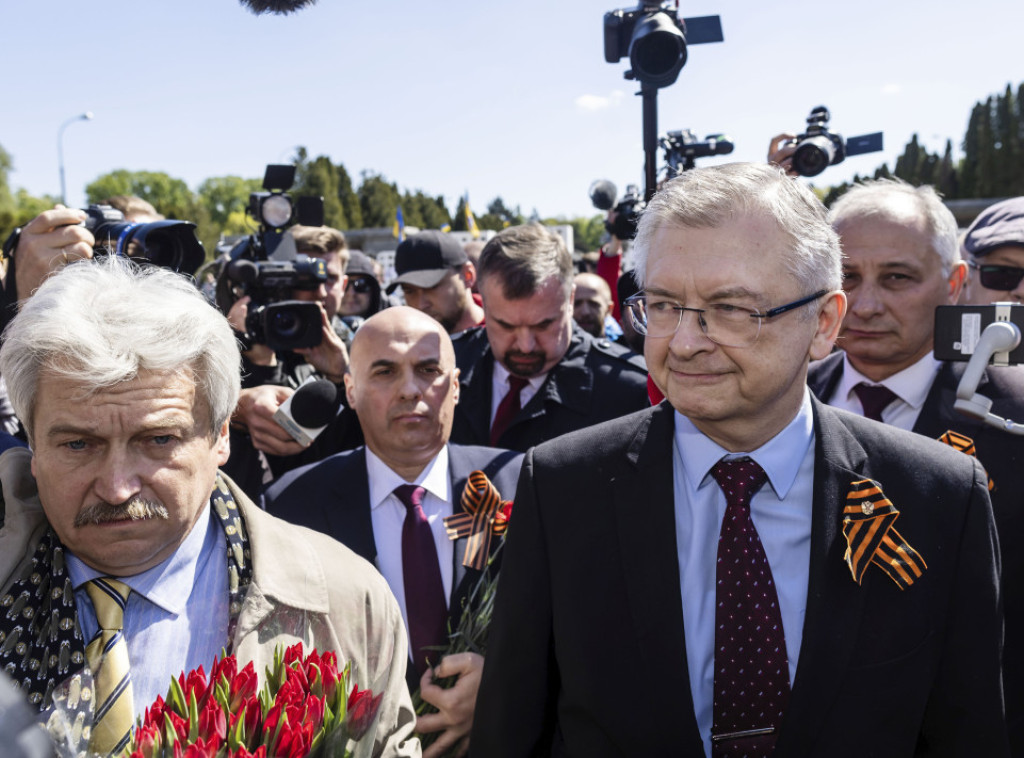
<box><xmin>232</xmin><ymin>384</ymin><xmax>308</xmax><ymax>456</ymax></box>
<box><xmin>14</xmin><ymin>205</ymin><xmax>94</xmax><ymax>303</ymax></box>
<box><xmin>293</xmin><ymin>306</ymin><xmax>348</xmax><ymax>384</ymax></box>
<box><xmin>416</xmin><ymin>652</ymin><xmax>483</xmax><ymax>758</ymax></box>
<box><xmin>226</xmin><ymin>296</ymin><xmax>276</xmax><ymax>366</ymax></box>
<box><xmin>768</xmin><ymin>133</ymin><xmax>800</xmax><ymax>177</ymax></box>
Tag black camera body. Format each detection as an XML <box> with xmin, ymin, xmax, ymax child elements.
<box><xmin>589</xmin><ymin>180</ymin><xmax>646</xmax><ymax>240</ymax></box>
<box><xmin>661</xmin><ymin>129</ymin><xmax>734</xmax><ymax>176</ymax></box>
<box><xmin>83</xmin><ymin>204</ymin><xmax>205</xmax><ymax>276</ymax></box>
<box><xmin>223</xmin><ymin>256</ymin><xmax>328</xmax><ymax>351</ymax></box>
<box><xmin>233</xmin><ymin>164</ymin><xmax>325</xmax><ymax>261</ymax></box>
<box><xmin>791</xmin><ymin>107</ymin><xmax>846</xmax><ymax>178</ymax></box>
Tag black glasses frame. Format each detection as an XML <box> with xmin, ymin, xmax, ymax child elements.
<box><xmin>968</xmin><ymin>260</ymin><xmax>1024</xmax><ymax>291</ymax></box>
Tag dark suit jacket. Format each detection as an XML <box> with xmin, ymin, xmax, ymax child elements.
<box><xmin>472</xmin><ymin>399</ymin><xmax>1008</xmax><ymax>757</ymax></box>
<box><xmin>809</xmin><ymin>351</ymin><xmax>1024</xmax><ymax>754</ymax></box>
<box><xmin>450</xmin><ymin>325</ymin><xmax>649</xmax><ymax>452</ymax></box>
<box><xmin>262</xmin><ymin>443</ymin><xmax>524</xmax><ymax>690</ymax></box>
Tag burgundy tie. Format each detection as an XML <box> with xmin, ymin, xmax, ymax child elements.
<box><xmin>710</xmin><ymin>457</ymin><xmax>790</xmax><ymax>758</ymax></box>
<box><xmin>490</xmin><ymin>375</ymin><xmax>529</xmax><ymax>446</ymax></box>
<box><xmin>852</xmin><ymin>382</ymin><xmax>898</xmax><ymax>422</ymax></box>
<box><xmin>394</xmin><ymin>484</ymin><xmax>448</xmax><ymax>676</ymax></box>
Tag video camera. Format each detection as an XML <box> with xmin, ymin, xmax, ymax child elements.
<box><xmin>217</xmin><ymin>164</ymin><xmax>328</xmax><ymax>351</ymax></box>
<box><xmin>604</xmin><ymin>2</ymin><xmax>723</xmax><ymax>89</ymax></box>
<box><xmin>789</xmin><ymin>106</ymin><xmax>883</xmax><ymax>178</ymax></box>
<box><xmin>83</xmin><ymin>204</ymin><xmax>205</xmax><ymax>276</ymax></box>
<box><xmin>221</xmin><ymin>255</ymin><xmax>327</xmax><ymax>351</ymax></box>
<box><xmin>660</xmin><ymin>129</ymin><xmax>734</xmax><ymax>176</ymax></box>
<box><xmin>589</xmin><ymin>180</ymin><xmax>646</xmax><ymax>240</ymax></box>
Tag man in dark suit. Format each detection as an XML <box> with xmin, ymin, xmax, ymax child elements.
<box><xmin>807</xmin><ymin>178</ymin><xmax>1024</xmax><ymax>754</ymax></box>
<box><xmin>449</xmin><ymin>223</ymin><xmax>648</xmax><ymax>453</ymax></box>
<box><xmin>264</xmin><ymin>306</ymin><xmax>522</xmax><ymax>758</ymax></box>
<box><xmin>472</xmin><ymin>163</ymin><xmax>1008</xmax><ymax>757</ymax></box>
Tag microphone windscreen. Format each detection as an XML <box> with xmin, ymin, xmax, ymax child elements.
<box><xmin>290</xmin><ymin>379</ymin><xmax>338</xmax><ymax>428</ymax></box>
<box><xmin>589</xmin><ymin>180</ymin><xmax>618</xmax><ymax>211</ymax></box>
<box><xmin>238</xmin><ymin>0</ymin><xmax>317</xmax><ymax>14</ymax></box>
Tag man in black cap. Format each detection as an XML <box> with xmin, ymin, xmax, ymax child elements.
<box><xmin>961</xmin><ymin>197</ymin><xmax>1024</xmax><ymax>306</ymax></box>
<box><xmin>388</xmin><ymin>231</ymin><xmax>484</xmax><ymax>335</ymax></box>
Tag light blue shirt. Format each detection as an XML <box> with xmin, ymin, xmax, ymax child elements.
<box><xmin>673</xmin><ymin>390</ymin><xmax>815</xmax><ymax>758</ymax></box>
<box><xmin>67</xmin><ymin>504</ymin><xmax>229</xmax><ymax>718</ymax></box>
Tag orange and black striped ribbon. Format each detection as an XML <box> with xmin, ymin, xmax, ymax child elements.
<box><xmin>842</xmin><ymin>479</ymin><xmax>927</xmax><ymax>590</ymax></box>
<box><xmin>938</xmin><ymin>430</ymin><xmax>994</xmax><ymax>491</ymax></box>
<box><xmin>443</xmin><ymin>470</ymin><xmax>511</xmax><ymax>570</ymax></box>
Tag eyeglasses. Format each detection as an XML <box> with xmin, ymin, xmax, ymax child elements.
<box><xmin>345</xmin><ymin>277</ymin><xmax>372</xmax><ymax>294</ymax></box>
<box><xmin>968</xmin><ymin>260</ymin><xmax>1024</xmax><ymax>291</ymax></box>
<box><xmin>623</xmin><ymin>289</ymin><xmax>829</xmax><ymax>347</ymax></box>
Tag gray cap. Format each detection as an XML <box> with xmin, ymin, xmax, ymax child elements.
<box><xmin>386</xmin><ymin>231</ymin><xmax>467</xmax><ymax>294</ymax></box>
<box><xmin>964</xmin><ymin>197</ymin><xmax>1024</xmax><ymax>257</ymax></box>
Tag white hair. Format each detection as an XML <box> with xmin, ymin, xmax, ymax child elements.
<box><xmin>0</xmin><ymin>257</ymin><xmax>241</xmax><ymax>439</ymax></box>
<box><xmin>632</xmin><ymin>162</ymin><xmax>843</xmax><ymax>297</ymax></box>
<box><xmin>827</xmin><ymin>178</ymin><xmax>960</xmax><ymax>275</ymax></box>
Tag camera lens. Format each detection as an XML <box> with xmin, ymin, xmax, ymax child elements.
<box><xmin>793</xmin><ymin>136</ymin><xmax>836</xmax><ymax>177</ymax></box>
<box><xmin>271</xmin><ymin>308</ymin><xmax>303</xmax><ymax>339</ymax></box>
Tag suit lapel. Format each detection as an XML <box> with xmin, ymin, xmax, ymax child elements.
<box><xmin>324</xmin><ymin>449</ymin><xmax>377</xmax><ymax>564</ymax></box>
<box><xmin>457</xmin><ymin>353</ymin><xmax>494</xmax><ymax>446</ymax></box>
<box><xmin>807</xmin><ymin>351</ymin><xmax>845</xmax><ymax>403</ymax></box>
<box><xmin>446</xmin><ymin>446</ymin><xmax>479</xmax><ymax>607</ymax></box>
<box><xmin>612</xmin><ymin>404</ymin><xmax>704</xmax><ymax>754</ymax></box>
<box><xmin>776</xmin><ymin>399</ymin><xmax>870</xmax><ymax>755</ymax></box>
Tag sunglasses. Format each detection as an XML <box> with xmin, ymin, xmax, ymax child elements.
<box><xmin>969</xmin><ymin>261</ymin><xmax>1024</xmax><ymax>291</ymax></box>
<box><xmin>345</xmin><ymin>277</ymin><xmax>372</xmax><ymax>294</ymax></box>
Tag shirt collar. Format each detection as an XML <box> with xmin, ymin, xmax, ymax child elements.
<box><xmin>366</xmin><ymin>445</ymin><xmax>450</xmax><ymax>510</ymax></box>
<box><xmin>492</xmin><ymin>360</ymin><xmax>547</xmax><ymax>395</ymax></box>
<box><xmin>838</xmin><ymin>352</ymin><xmax>940</xmax><ymax>410</ymax></box>
<box><xmin>673</xmin><ymin>388</ymin><xmax>815</xmax><ymax>499</ymax></box>
<box><xmin>67</xmin><ymin>501</ymin><xmax>220</xmax><ymax>616</ymax></box>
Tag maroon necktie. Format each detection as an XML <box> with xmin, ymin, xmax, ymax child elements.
<box><xmin>490</xmin><ymin>375</ymin><xmax>529</xmax><ymax>446</ymax></box>
<box><xmin>710</xmin><ymin>457</ymin><xmax>790</xmax><ymax>758</ymax></box>
<box><xmin>853</xmin><ymin>382</ymin><xmax>898</xmax><ymax>422</ymax></box>
<box><xmin>394</xmin><ymin>484</ymin><xmax>448</xmax><ymax>676</ymax></box>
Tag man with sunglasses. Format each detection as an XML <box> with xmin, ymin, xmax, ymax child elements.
<box><xmin>807</xmin><ymin>179</ymin><xmax>1024</xmax><ymax>754</ymax></box>
<box><xmin>961</xmin><ymin>197</ymin><xmax>1024</xmax><ymax>306</ymax></box>
<box><xmin>473</xmin><ymin>163</ymin><xmax>1007</xmax><ymax>757</ymax></box>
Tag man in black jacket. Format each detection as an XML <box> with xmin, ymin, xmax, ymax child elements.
<box><xmin>450</xmin><ymin>224</ymin><xmax>648</xmax><ymax>452</ymax></box>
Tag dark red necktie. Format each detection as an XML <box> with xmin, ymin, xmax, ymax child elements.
<box><xmin>394</xmin><ymin>484</ymin><xmax>448</xmax><ymax>676</ymax></box>
<box><xmin>853</xmin><ymin>382</ymin><xmax>899</xmax><ymax>422</ymax></box>
<box><xmin>490</xmin><ymin>375</ymin><xmax>529</xmax><ymax>446</ymax></box>
<box><xmin>710</xmin><ymin>457</ymin><xmax>790</xmax><ymax>758</ymax></box>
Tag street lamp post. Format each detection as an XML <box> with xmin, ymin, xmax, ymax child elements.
<box><xmin>58</xmin><ymin>111</ymin><xmax>94</xmax><ymax>205</ymax></box>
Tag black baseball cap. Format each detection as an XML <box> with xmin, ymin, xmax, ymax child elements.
<box><xmin>964</xmin><ymin>197</ymin><xmax>1024</xmax><ymax>258</ymax></box>
<box><xmin>386</xmin><ymin>231</ymin><xmax>467</xmax><ymax>294</ymax></box>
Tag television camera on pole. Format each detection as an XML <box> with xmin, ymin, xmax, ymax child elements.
<box><xmin>604</xmin><ymin>2</ymin><xmax>724</xmax><ymax>201</ymax></box>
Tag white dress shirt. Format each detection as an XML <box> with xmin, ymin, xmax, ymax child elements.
<box><xmin>829</xmin><ymin>352</ymin><xmax>941</xmax><ymax>431</ymax></box>
<box><xmin>366</xmin><ymin>446</ymin><xmax>455</xmax><ymax>642</ymax></box>
<box><xmin>673</xmin><ymin>390</ymin><xmax>816</xmax><ymax>758</ymax></box>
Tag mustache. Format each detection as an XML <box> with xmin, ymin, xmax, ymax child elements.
<box><xmin>74</xmin><ymin>497</ymin><xmax>169</xmax><ymax>527</ymax></box>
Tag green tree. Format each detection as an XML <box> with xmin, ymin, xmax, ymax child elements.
<box><xmin>0</xmin><ymin>143</ymin><xmax>16</xmax><ymax>238</ymax></box>
<box><xmin>197</xmin><ymin>175</ymin><xmax>261</xmax><ymax>229</ymax></box>
<box><xmin>293</xmin><ymin>151</ymin><xmax>346</xmax><ymax>229</ymax></box>
<box><xmin>358</xmin><ymin>173</ymin><xmax>401</xmax><ymax>228</ymax></box>
<box><xmin>85</xmin><ymin>169</ymin><xmax>198</xmax><ymax>221</ymax></box>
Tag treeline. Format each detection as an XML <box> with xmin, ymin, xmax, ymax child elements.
<box><xmin>3</xmin><ymin>82</ymin><xmax>1021</xmax><ymax>257</ymax></box>
<box><xmin>823</xmin><ymin>81</ymin><xmax>1024</xmax><ymax>205</ymax></box>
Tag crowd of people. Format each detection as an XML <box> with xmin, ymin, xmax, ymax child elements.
<box><xmin>1</xmin><ymin>156</ymin><xmax>1024</xmax><ymax>758</ymax></box>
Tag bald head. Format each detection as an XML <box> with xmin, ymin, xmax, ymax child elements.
<box><xmin>345</xmin><ymin>306</ymin><xmax>460</xmax><ymax>480</ymax></box>
<box><xmin>573</xmin><ymin>273</ymin><xmax>614</xmax><ymax>338</ymax></box>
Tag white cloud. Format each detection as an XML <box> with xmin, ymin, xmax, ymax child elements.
<box><xmin>881</xmin><ymin>83</ymin><xmax>902</xmax><ymax>96</ymax></box>
<box><xmin>575</xmin><ymin>90</ymin><xmax>625</xmax><ymax>111</ymax></box>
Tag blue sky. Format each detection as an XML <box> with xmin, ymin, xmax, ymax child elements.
<box><xmin>3</xmin><ymin>0</ymin><xmax>1023</xmax><ymax>220</ymax></box>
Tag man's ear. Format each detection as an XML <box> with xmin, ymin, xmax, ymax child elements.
<box><xmin>343</xmin><ymin>372</ymin><xmax>356</xmax><ymax>409</ymax></box>
<box><xmin>214</xmin><ymin>418</ymin><xmax>231</xmax><ymax>466</ymax></box>
<box><xmin>809</xmin><ymin>290</ymin><xmax>848</xmax><ymax>361</ymax></box>
<box><xmin>947</xmin><ymin>261</ymin><xmax>968</xmax><ymax>304</ymax></box>
<box><xmin>462</xmin><ymin>262</ymin><xmax>477</xmax><ymax>289</ymax></box>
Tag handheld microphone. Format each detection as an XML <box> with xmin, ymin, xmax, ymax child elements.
<box><xmin>273</xmin><ymin>378</ymin><xmax>339</xmax><ymax>446</ymax></box>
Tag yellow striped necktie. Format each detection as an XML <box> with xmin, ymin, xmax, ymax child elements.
<box><xmin>85</xmin><ymin>578</ymin><xmax>135</xmax><ymax>756</ymax></box>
